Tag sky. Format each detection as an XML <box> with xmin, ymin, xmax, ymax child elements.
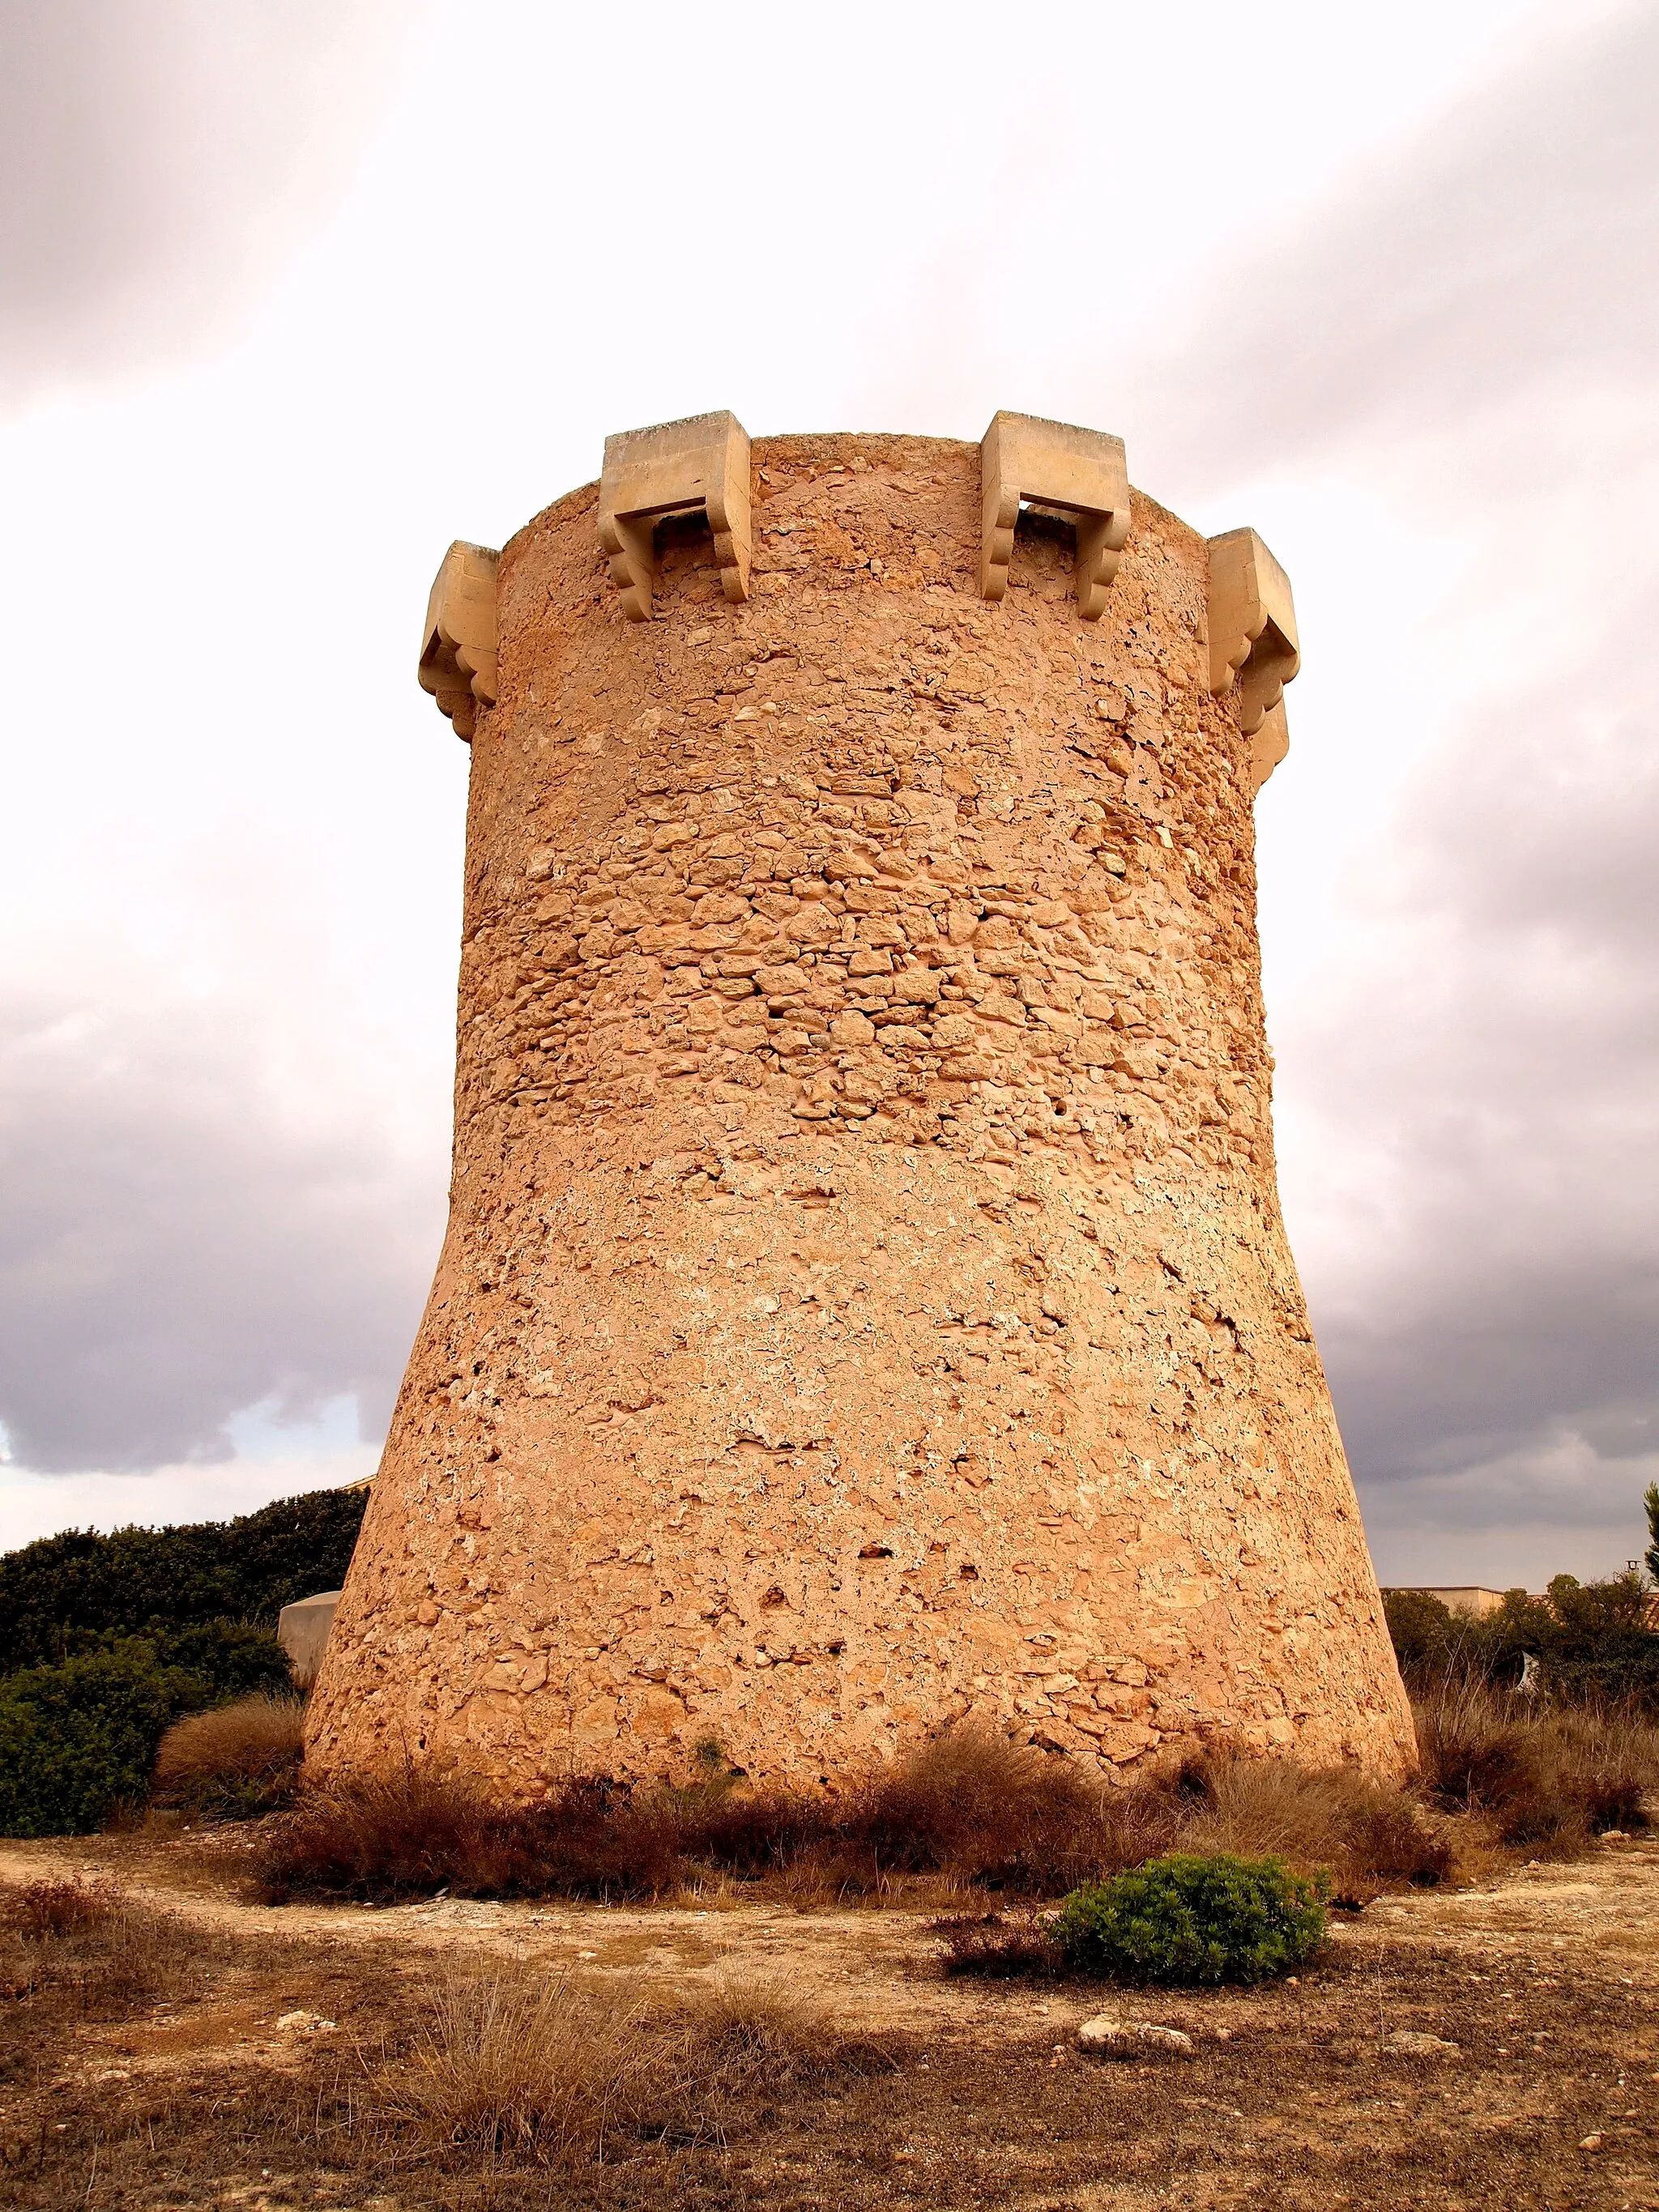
<box><xmin>1</xmin><ymin>0</ymin><xmax>1655</xmax><ymax>1589</ymax></box>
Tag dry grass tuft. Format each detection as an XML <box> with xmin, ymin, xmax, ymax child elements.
<box><xmin>376</xmin><ymin>1960</ymin><xmax>893</xmax><ymax>2167</ymax></box>
<box><xmin>0</xmin><ymin>1878</ymin><xmax>207</xmax><ymax>2017</ymax></box>
<box><xmin>0</xmin><ymin>1876</ymin><xmax>123</xmax><ymax>1940</ymax></box>
<box><xmin>842</xmin><ymin>1725</ymin><xmax>1124</xmax><ymax>1890</ymax></box>
<box><xmin>152</xmin><ymin>1693</ymin><xmax>305</xmax><ymax>1819</ymax></box>
<box><xmin>257</xmin><ymin>1728</ymin><xmax>1120</xmax><ymax>1906</ymax></box>
<box><xmin>381</xmin><ymin>1963</ymin><xmax>659</xmax><ymax>2161</ymax></box>
<box><xmin>258</xmin><ymin>1767</ymin><xmax>513</xmax><ymax>1903</ymax></box>
<box><xmin>1169</xmin><ymin>1754</ymin><xmax>1458</xmax><ymax>1900</ymax></box>
<box><xmin>933</xmin><ymin>1909</ymin><xmax>1064</xmax><ymax>1978</ymax></box>
<box><xmin>666</xmin><ymin>1975</ymin><xmax>898</xmax><ymax>2098</ymax></box>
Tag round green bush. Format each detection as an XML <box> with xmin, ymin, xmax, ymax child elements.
<box><xmin>1051</xmin><ymin>1852</ymin><xmax>1328</xmax><ymax>1985</ymax></box>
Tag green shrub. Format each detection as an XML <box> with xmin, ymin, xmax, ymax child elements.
<box><xmin>1384</xmin><ymin>1571</ymin><xmax>1659</xmax><ymax>1707</ymax></box>
<box><xmin>1381</xmin><ymin>1588</ymin><xmax>1459</xmax><ymax>1672</ymax></box>
<box><xmin>1051</xmin><ymin>1852</ymin><xmax>1327</xmax><ymax>1984</ymax></box>
<box><xmin>0</xmin><ymin>1485</ymin><xmax>366</xmax><ymax>1672</ymax></box>
<box><xmin>0</xmin><ymin>1622</ymin><xmax>291</xmax><ymax>1838</ymax></box>
<box><xmin>138</xmin><ymin>1620</ymin><xmax>293</xmax><ymax>1702</ymax></box>
<box><xmin>0</xmin><ymin>1643</ymin><xmax>205</xmax><ymax>1836</ymax></box>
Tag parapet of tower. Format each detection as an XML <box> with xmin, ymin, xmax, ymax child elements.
<box><xmin>306</xmin><ymin>412</ymin><xmax>1414</xmax><ymax>1792</ymax></box>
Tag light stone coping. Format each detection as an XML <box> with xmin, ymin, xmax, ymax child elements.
<box><xmin>980</xmin><ymin>410</ymin><xmax>1130</xmax><ymax>620</ymax></box>
<box><xmin>599</xmin><ymin>408</ymin><xmax>753</xmax><ymax>622</ymax></box>
<box><xmin>1205</xmin><ymin>526</ymin><xmax>1299</xmax><ymax>791</ymax></box>
<box><xmin>418</xmin><ymin>540</ymin><xmax>501</xmax><ymax>741</ymax></box>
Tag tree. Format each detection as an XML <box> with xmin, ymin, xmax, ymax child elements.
<box><xmin>0</xmin><ymin>1485</ymin><xmax>368</xmax><ymax>1670</ymax></box>
<box><xmin>1645</xmin><ymin>1480</ymin><xmax>1659</xmax><ymax>1585</ymax></box>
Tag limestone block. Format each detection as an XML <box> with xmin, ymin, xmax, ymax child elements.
<box><xmin>277</xmin><ymin>1588</ymin><xmax>341</xmax><ymax>1687</ymax></box>
<box><xmin>599</xmin><ymin>409</ymin><xmax>752</xmax><ymax>620</ymax></box>
<box><xmin>981</xmin><ymin>411</ymin><xmax>1130</xmax><ymax>619</ymax></box>
<box><xmin>1206</xmin><ymin>527</ymin><xmax>1299</xmax><ymax>789</ymax></box>
<box><xmin>418</xmin><ymin>541</ymin><xmax>501</xmax><ymax>741</ymax></box>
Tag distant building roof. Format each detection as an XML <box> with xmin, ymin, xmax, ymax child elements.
<box><xmin>1388</xmin><ymin>1586</ymin><xmax>1511</xmax><ymax>1617</ymax></box>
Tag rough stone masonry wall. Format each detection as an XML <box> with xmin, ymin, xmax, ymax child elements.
<box><xmin>306</xmin><ymin>433</ymin><xmax>1416</xmax><ymax>1791</ymax></box>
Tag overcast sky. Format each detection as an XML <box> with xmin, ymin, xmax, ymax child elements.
<box><xmin>1</xmin><ymin>0</ymin><xmax>1654</xmax><ymax>1588</ymax></box>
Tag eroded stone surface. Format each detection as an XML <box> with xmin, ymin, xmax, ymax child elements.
<box><xmin>306</xmin><ymin>433</ymin><xmax>1415</xmax><ymax>1792</ymax></box>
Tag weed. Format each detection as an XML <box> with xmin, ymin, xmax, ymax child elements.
<box><xmin>374</xmin><ymin>1961</ymin><xmax>894</xmax><ymax>2167</ymax></box>
<box><xmin>379</xmin><ymin>1963</ymin><xmax>659</xmax><ymax>2161</ymax></box>
<box><xmin>1168</xmin><ymin>1753</ymin><xmax>1459</xmax><ymax>1899</ymax></box>
<box><xmin>256</xmin><ymin>1728</ymin><xmax>1121</xmax><ymax>1905</ymax></box>
<box><xmin>256</xmin><ymin>1702</ymin><xmax>1659</xmax><ymax>1912</ymax></box>
<box><xmin>0</xmin><ymin>1877</ymin><xmax>122</xmax><ymax>1939</ymax></box>
<box><xmin>842</xmin><ymin>1726</ymin><xmax>1124</xmax><ymax>1889</ymax></box>
<box><xmin>0</xmin><ymin>1879</ymin><xmax>206</xmax><ymax>2018</ymax></box>
<box><xmin>932</xmin><ymin>1910</ymin><xmax>1064</xmax><ymax>1978</ymax></box>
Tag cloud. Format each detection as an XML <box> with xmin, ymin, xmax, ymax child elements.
<box><xmin>0</xmin><ymin>983</ymin><xmax>440</xmax><ymax>1473</ymax></box>
<box><xmin>1124</xmin><ymin>5</ymin><xmax>1659</xmax><ymax>1577</ymax></box>
<box><xmin>1132</xmin><ymin>2</ymin><xmax>1659</xmax><ymax>489</ymax></box>
<box><xmin>0</xmin><ymin>1435</ymin><xmax>379</xmax><ymax>1550</ymax></box>
<box><xmin>1287</xmin><ymin>605</ymin><xmax>1659</xmax><ymax>1530</ymax></box>
<box><xmin>0</xmin><ymin>0</ymin><xmax>416</xmax><ymax>404</ymax></box>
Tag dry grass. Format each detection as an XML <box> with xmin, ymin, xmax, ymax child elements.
<box><xmin>376</xmin><ymin>1958</ymin><xmax>894</xmax><ymax>2167</ymax></box>
<box><xmin>932</xmin><ymin>1907</ymin><xmax>1066</xmax><ymax>1978</ymax></box>
<box><xmin>380</xmin><ymin>1963</ymin><xmax>660</xmax><ymax>2161</ymax></box>
<box><xmin>1414</xmin><ymin>1679</ymin><xmax>1657</xmax><ymax>1851</ymax></box>
<box><xmin>2</xmin><ymin>1848</ymin><xmax>1656</xmax><ymax>2210</ymax></box>
<box><xmin>0</xmin><ymin>1875</ymin><xmax>123</xmax><ymax>1939</ymax></box>
<box><xmin>256</xmin><ymin>1726</ymin><xmax>1118</xmax><ymax>1906</ymax></box>
<box><xmin>151</xmin><ymin>1692</ymin><xmax>305</xmax><ymax>1818</ymax></box>
<box><xmin>1170</xmin><ymin>1753</ymin><xmax>1459</xmax><ymax>1900</ymax></box>
<box><xmin>254</xmin><ymin>1700</ymin><xmax>1658</xmax><ymax>1921</ymax></box>
<box><xmin>0</xmin><ymin>1876</ymin><xmax>207</xmax><ymax>2017</ymax></box>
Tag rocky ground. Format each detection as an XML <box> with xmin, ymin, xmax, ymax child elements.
<box><xmin>1</xmin><ymin>1827</ymin><xmax>1656</xmax><ymax>2210</ymax></box>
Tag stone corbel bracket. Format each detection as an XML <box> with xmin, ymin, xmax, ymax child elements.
<box><xmin>981</xmin><ymin>411</ymin><xmax>1130</xmax><ymax>620</ymax></box>
<box><xmin>1207</xmin><ymin>527</ymin><xmax>1299</xmax><ymax>792</ymax></box>
<box><xmin>418</xmin><ymin>540</ymin><xmax>501</xmax><ymax>742</ymax></box>
<box><xmin>599</xmin><ymin>409</ymin><xmax>752</xmax><ymax>621</ymax></box>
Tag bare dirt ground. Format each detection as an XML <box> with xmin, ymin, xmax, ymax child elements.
<box><xmin>2</xmin><ymin>1826</ymin><xmax>1657</xmax><ymax>2210</ymax></box>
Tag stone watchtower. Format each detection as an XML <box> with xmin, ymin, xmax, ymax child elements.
<box><xmin>306</xmin><ymin>411</ymin><xmax>1414</xmax><ymax>1791</ymax></box>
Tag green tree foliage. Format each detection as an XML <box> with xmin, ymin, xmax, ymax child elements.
<box><xmin>1645</xmin><ymin>1481</ymin><xmax>1659</xmax><ymax>1585</ymax></box>
<box><xmin>1380</xmin><ymin>1588</ymin><xmax>1456</xmax><ymax>1670</ymax></box>
<box><xmin>0</xmin><ymin>1626</ymin><xmax>294</xmax><ymax>1837</ymax></box>
<box><xmin>1384</xmin><ymin>1571</ymin><xmax>1659</xmax><ymax>1706</ymax></box>
<box><xmin>0</xmin><ymin>1485</ymin><xmax>367</xmax><ymax>1671</ymax></box>
<box><xmin>1051</xmin><ymin>1854</ymin><xmax>1327</xmax><ymax>1984</ymax></box>
<box><xmin>0</xmin><ymin>1485</ymin><xmax>362</xmax><ymax>1837</ymax></box>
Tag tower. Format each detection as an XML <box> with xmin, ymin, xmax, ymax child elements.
<box><xmin>307</xmin><ymin>413</ymin><xmax>1414</xmax><ymax>1790</ymax></box>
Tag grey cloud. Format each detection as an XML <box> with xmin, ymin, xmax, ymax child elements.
<box><xmin>0</xmin><ymin>0</ymin><xmax>413</xmax><ymax>403</ymax></box>
<box><xmin>1107</xmin><ymin>7</ymin><xmax>1659</xmax><ymax>1575</ymax></box>
<box><xmin>1290</xmin><ymin>594</ymin><xmax>1659</xmax><ymax>1501</ymax></box>
<box><xmin>1130</xmin><ymin>3</ymin><xmax>1659</xmax><ymax>486</ymax></box>
<box><xmin>0</xmin><ymin>987</ymin><xmax>441</xmax><ymax>1473</ymax></box>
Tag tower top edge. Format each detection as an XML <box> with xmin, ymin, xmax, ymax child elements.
<box><xmin>504</xmin><ymin>430</ymin><xmax>1198</xmax><ymax>569</ymax></box>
